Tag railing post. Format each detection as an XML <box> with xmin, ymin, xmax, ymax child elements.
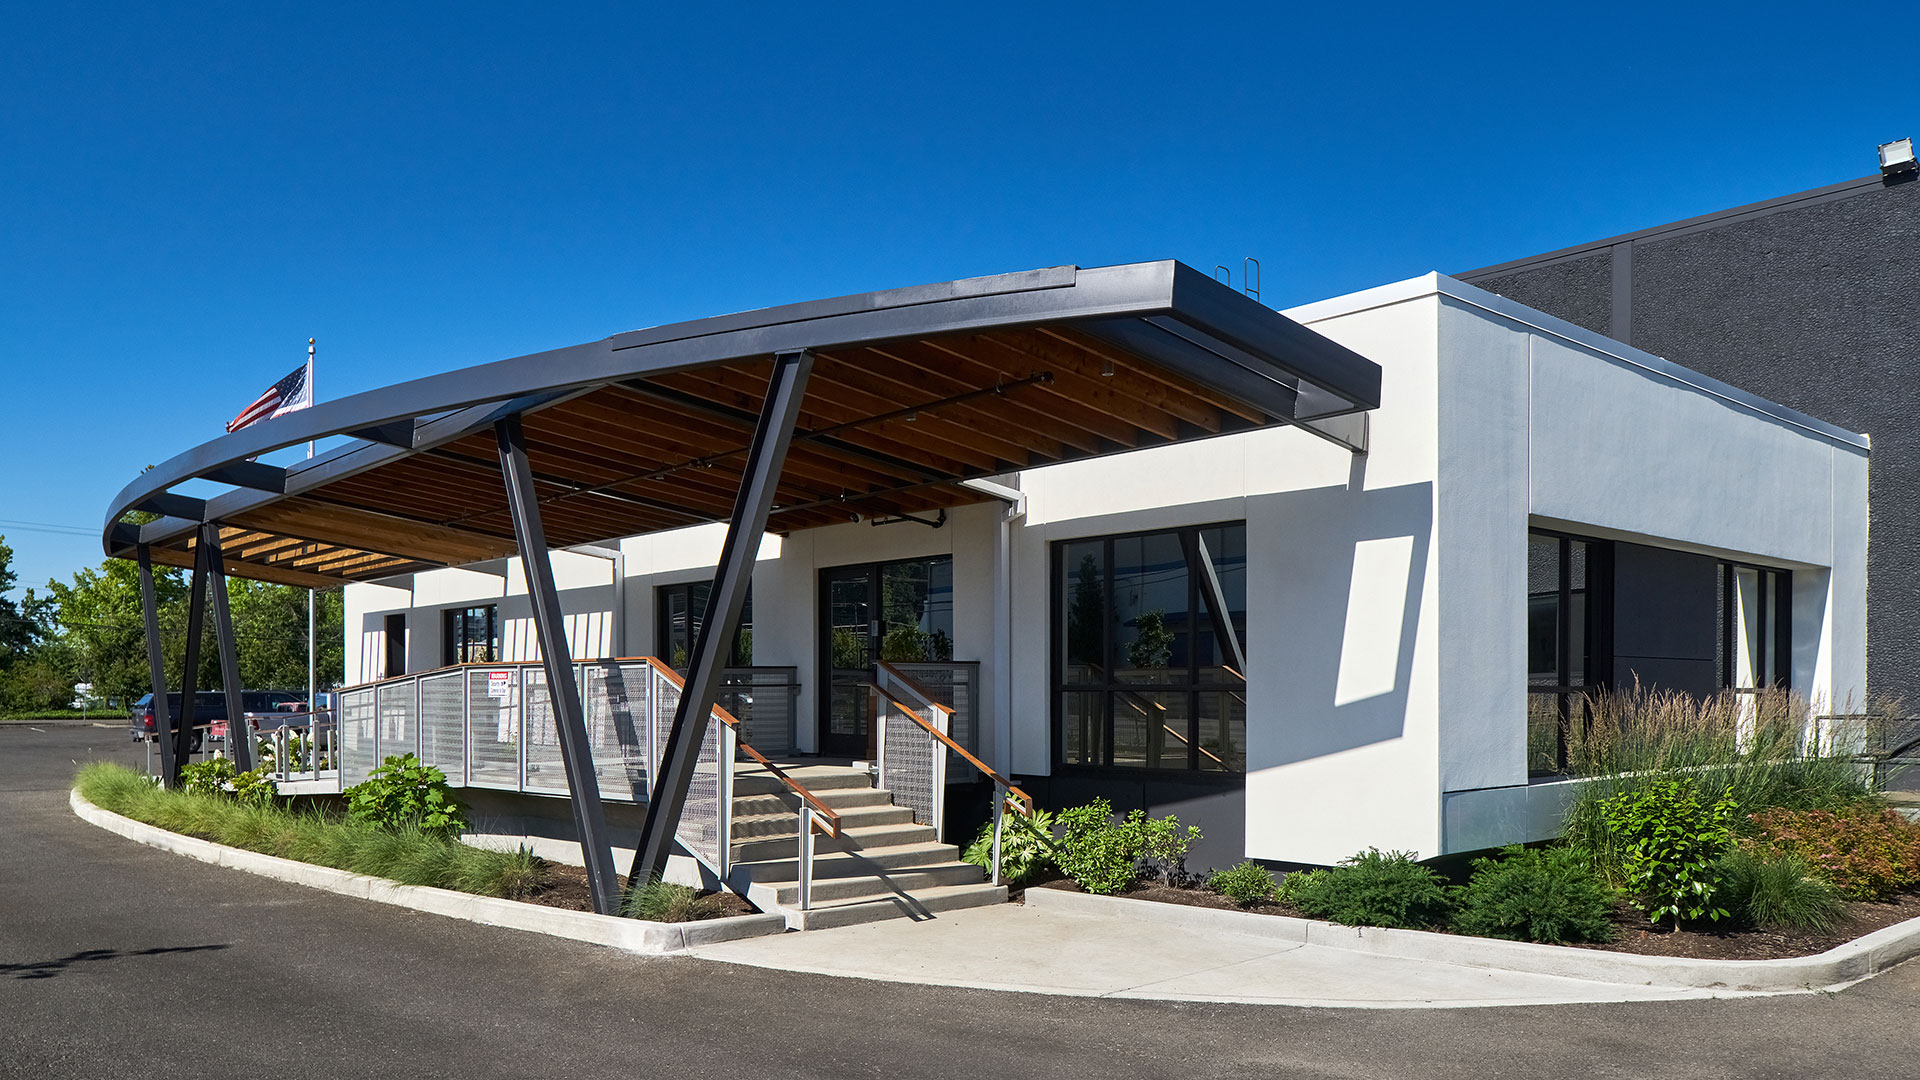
<box><xmin>718</xmin><ymin>722</ymin><xmax>737</xmax><ymax>881</ymax></box>
<box><xmin>798</xmin><ymin>805</ymin><xmax>815</xmax><ymax>912</ymax></box>
<box><xmin>990</xmin><ymin>786</ymin><xmax>1006</xmax><ymax>887</ymax></box>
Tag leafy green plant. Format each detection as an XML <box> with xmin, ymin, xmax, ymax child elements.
<box><xmin>227</xmin><ymin>768</ymin><xmax>279</xmax><ymax>809</ymax></box>
<box><xmin>1595</xmin><ymin>778</ymin><xmax>1736</xmax><ymax>929</ymax></box>
<box><xmin>961</xmin><ymin>808</ymin><xmax>1057</xmax><ymax>886</ymax></box>
<box><xmin>1746</xmin><ymin>805</ymin><xmax>1920</xmax><ymax>901</ymax></box>
<box><xmin>343</xmin><ymin>753</ymin><xmax>469</xmax><ymax>835</ymax></box>
<box><xmin>1276</xmin><ymin>868</ymin><xmax>1327</xmax><ymax>905</ymax></box>
<box><xmin>622</xmin><ymin>878</ymin><xmax>722</xmax><ymax>922</ymax></box>
<box><xmin>179</xmin><ymin>756</ymin><xmax>237</xmax><ymax>799</ymax></box>
<box><xmin>1208</xmin><ymin>861</ymin><xmax>1277</xmax><ymax>906</ymax></box>
<box><xmin>1287</xmin><ymin>849</ymin><xmax>1452</xmax><ymax>930</ymax></box>
<box><xmin>1448</xmin><ymin>845</ymin><xmax>1616</xmax><ymax>944</ymax></box>
<box><xmin>1052</xmin><ymin>799</ymin><xmax>1202</xmax><ymax>894</ymax></box>
<box><xmin>1718</xmin><ymin>846</ymin><xmax>1847</xmax><ymax>932</ymax></box>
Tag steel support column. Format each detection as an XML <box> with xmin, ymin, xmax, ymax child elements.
<box><xmin>1184</xmin><ymin>531</ymin><xmax>1246</xmax><ymax>675</ymax></box>
<box><xmin>631</xmin><ymin>349</ymin><xmax>814</xmax><ymax>889</ymax></box>
<box><xmin>175</xmin><ymin>537</ymin><xmax>211</xmax><ymax>771</ymax></box>
<box><xmin>136</xmin><ymin>544</ymin><xmax>180</xmax><ymax>787</ymax></box>
<box><xmin>202</xmin><ymin>525</ymin><xmax>255</xmax><ymax>772</ymax></box>
<box><xmin>496</xmin><ymin>415</ymin><xmax>621</xmax><ymax>915</ymax></box>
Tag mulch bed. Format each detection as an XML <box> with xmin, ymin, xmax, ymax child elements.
<box><xmin>520</xmin><ymin>862</ymin><xmax>757</xmax><ymax>919</ymax></box>
<box><xmin>1027</xmin><ymin>878</ymin><xmax>1920</xmax><ymax>961</ymax></box>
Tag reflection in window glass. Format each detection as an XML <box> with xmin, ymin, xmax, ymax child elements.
<box><xmin>1527</xmin><ymin>535</ymin><xmax>1560</xmax><ymax>687</ymax></box>
<box><xmin>656</xmin><ymin>582</ymin><xmax>753</xmax><ymax>669</ymax></box>
<box><xmin>1055</xmin><ymin>523</ymin><xmax>1246</xmax><ymax>774</ymax></box>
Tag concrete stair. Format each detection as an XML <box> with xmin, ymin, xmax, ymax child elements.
<box><xmin>726</xmin><ymin>761</ymin><xmax>1005</xmax><ymax>929</ymax></box>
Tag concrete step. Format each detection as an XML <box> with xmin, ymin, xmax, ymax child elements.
<box><xmin>730</xmin><ymin>820</ymin><xmax>940</xmax><ymax>862</ymax></box>
<box><xmin>730</xmin><ymin>803</ymin><xmax>914</xmax><ymax>840</ymax></box>
<box><xmin>778</xmin><ymin>882</ymin><xmax>1008</xmax><ymax>931</ymax></box>
<box><xmin>732</xmin><ymin>765</ymin><xmax>875</xmax><ymax>797</ymax></box>
<box><xmin>730</xmin><ymin>787</ymin><xmax>895</xmax><ymax>818</ymax></box>
<box><xmin>731</xmin><ymin>841</ymin><xmax>964</xmax><ymax>882</ymax></box>
<box><xmin>762</xmin><ymin>863</ymin><xmax>987</xmax><ymax>907</ymax></box>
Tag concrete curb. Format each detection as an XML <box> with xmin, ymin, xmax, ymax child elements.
<box><xmin>70</xmin><ymin>789</ymin><xmax>787</xmax><ymax>955</ymax></box>
<box><xmin>1025</xmin><ymin>886</ymin><xmax>1920</xmax><ymax>992</ymax></box>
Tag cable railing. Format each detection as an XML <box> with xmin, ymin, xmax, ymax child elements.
<box><xmin>872</xmin><ymin>659</ymin><xmax>1034</xmax><ymax>885</ymax></box>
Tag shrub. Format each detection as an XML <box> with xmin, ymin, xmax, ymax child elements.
<box><xmin>961</xmin><ymin>807</ymin><xmax>1057</xmax><ymax>886</ymax></box>
<box><xmin>1747</xmin><ymin>805</ymin><xmax>1920</xmax><ymax>900</ymax></box>
<box><xmin>1276</xmin><ymin>868</ymin><xmax>1328</xmax><ymax>906</ymax></box>
<box><xmin>344</xmin><ymin>754</ymin><xmax>469</xmax><ymax>835</ymax></box>
<box><xmin>1287</xmin><ymin>849</ymin><xmax>1451</xmax><ymax>930</ymax></box>
<box><xmin>228</xmin><ymin>768</ymin><xmax>279</xmax><ymax>809</ymax></box>
<box><xmin>180</xmin><ymin>756</ymin><xmax>237</xmax><ymax>799</ymax></box>
<box><xmin>623</xmin><ymin>879</ymin><xmax>721</xmax><ymax>923</ymax></box>
<box><xmin>1449</xmin><ymin>845</ymin><xmax>1616</xmax><ymax>944</ymax></box>
<box><xmin>1595</xmin><ymin>778</ymin><xmax>1736</xmax><ymax>929</ymax></box>
<box><xmin>1052</xmin><ymin>799</ymin><xmax>1202</xmax><ymax>894</ymax></box>
<box><xmin>1718</xmin><ymin>846</ymin><xmax>1847</xmax><ymax>933</ymax></box>
<box><xmin>1208</xmin><ymin>862</ymin><xmax>1277</xmax><ymax>907</ymax></box>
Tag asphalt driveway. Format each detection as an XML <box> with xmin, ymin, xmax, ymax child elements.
<box><xmin>3</xmin><ymin>725</ymin><xmax>1915</xmax><ymax>1079</ymax></box>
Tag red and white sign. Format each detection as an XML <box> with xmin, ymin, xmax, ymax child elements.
<box><xmin>486</xmin><ymin>671</ymin><xmax>514</xmax><ymax>699</ymax></box>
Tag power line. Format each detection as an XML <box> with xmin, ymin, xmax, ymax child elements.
<box><xmin>0</xmin><ymin>518</ymin><xmax>97</xmax><ymax>538</ymax></box>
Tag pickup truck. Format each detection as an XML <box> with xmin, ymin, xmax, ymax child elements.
<box><xmin>129</xmin><ymin>691</ymin><xmax>305</xmax><ymax>752</ymax></box>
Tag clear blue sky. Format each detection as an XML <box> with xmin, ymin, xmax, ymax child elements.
<box><xmin>2</xmin><ymin>3</ymin><xmax>1913</xmax><ymax>598</ymax></box>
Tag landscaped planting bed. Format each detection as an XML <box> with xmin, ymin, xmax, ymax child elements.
<box><xmin>977</xmin><ymin>688</ymin><xmax>1920</xmax><ymax>962</ymax></box>
<box><xmin>76</xmin><ymin>759</ymin><xmax>742</xmax><ymax>922</ymax></box>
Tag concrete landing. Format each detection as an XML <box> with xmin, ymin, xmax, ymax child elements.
<box><xmin>687</xmin><ymin>902</ymin><xmax>1730</xmax><ymax>1009</ymax></box>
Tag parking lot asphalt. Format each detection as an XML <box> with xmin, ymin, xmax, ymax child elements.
<box><xmin>5</xmin><ymin>724</ymin><xmax>1917</xmax><ymax>1079</ymax></box>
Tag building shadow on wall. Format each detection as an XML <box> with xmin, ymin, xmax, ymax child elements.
<box><xmin>1249</xmin><ymin>469</ymin><xmax>1432</xmax><ymax>769</ymax></box>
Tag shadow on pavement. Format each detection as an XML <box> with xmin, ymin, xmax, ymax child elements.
<box><xmin>2</xmin><ymin>944</ymin><xmax>230</xmax><ymax>980</ymax></box>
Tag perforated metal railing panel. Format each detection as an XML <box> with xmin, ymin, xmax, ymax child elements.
<box><xmin>339</xmin><ymin>687</ymin><xmax>377</xmax><ymax>786</ymax></box>
<box><xmin>890</xmin><ymin>662</ymin><xmax>978</xmax><ymax>775</ymax></box>
<box><xmin>418</xmin><ymin>672</ymin><xmax>466</xmax><ymax>786</ymax></box>
<box><xmin>881</xmin><ymin>703</ymin><xmax>939</xmax><ymax>827</ymax></box>
<box><xmin>718</xmin><ymin>667</ymin><xmax>798</xmax><ymax>760</ymax></box>
<box><xmin>375</xmin><ymin>678</ymin><xmax>418</xmax><ymax>762</ymax></box>
<box><xmin>466</xmin><ymin>667</ymin><xmax>521</xmax><ymax>790</ymax></box>
<box><xmin>676</xmin><ymin>716</ymin><xmax>726</xmax><ymax>867</ymax></box>
<box><xmin>586</xmin><ymin>661</ymin><xmax>652</xmax><ymax>802</ymax></box>
<box><xmin>520</xmin><ymin>667</ymin><xmax>569</xmax><ymax>795</ymax></box>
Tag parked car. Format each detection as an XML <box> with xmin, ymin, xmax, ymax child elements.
<box><xmin>129</xmin><ymin>691</ymin><xmax>304</xmax><ymax>752</ymax></box>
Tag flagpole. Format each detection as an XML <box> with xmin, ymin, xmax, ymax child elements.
<box><xmin>307</xmin><ymin>338</ymin><xmax>316</xmax><ymax>745</ymax></box>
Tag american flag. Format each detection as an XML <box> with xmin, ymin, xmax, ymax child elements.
<box><xmin>226</xmin><ymin>361</ymin><xmax>313</xmax><ymax>433</ymax></box>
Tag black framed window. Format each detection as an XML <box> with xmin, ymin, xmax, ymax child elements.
<box><xmin>1717</xmin><ymin>562</ymin><xmax>1791</xmax><ymax>692</ymax></box>
<box><xmin>383</xmin><ymin>613</ymin><xmax>407</xmax><ymax>678</ymax></box>
<box><xmin>1053</xmin><ymin>522</ymin><xmax>1246</xmax><ymax>774</ymax></box>
<box><xmin>1527</xmin><ymin>531</ymin><xmax>1607</xmax><ymax>775</ymax></box>
<box><xmin>442</xmin><ymin>605</ymin><xmax>498</xmax><ymax>666</ymax></box>
<box><xmin>656</xmin><ymin>582</ymin><xmax>753</xmax><ymax>670</ymax></box>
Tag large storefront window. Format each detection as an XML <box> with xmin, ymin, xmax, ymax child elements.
<box><xmin>1527</xmin><ymin>529</ymin><xmax>1792</xmax><ymax>776</ymax></box>
<box><xmin>656</xmin><ymin>581</ymin><xmax>753</xmax><ymax>670</ymax></box>
<box><xmin>442</xmin><ymin>605</ymin><xmax>498</xmax><ymax>666</ymax></box>
<box><xmin>1055</xmin><ymin>523</ymin><xmax>1246</xmax><ymax>774</ymax></box>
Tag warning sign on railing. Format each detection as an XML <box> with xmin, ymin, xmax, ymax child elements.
<box><xmin>486</xmin><ymin>671</ymin><xmax>514</xmax><ymax>699</ymax></box>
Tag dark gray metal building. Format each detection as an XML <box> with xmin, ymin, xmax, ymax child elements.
<box><xmin>1461</xmin><ymin>158</ymin><xmax>1920</xmax><ymax>709</ymax></box>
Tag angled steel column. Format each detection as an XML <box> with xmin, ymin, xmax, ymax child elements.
<box><xmin>135</xmin><ymin>544</ymin><xmax>180</xmax><ymax>787</ymax></box>
<box><xmin>201</xmin><ymin>524</ymin><xmax>255</xmax><ymax>772</ymax></box>
<box><xmin>175</xmin><ymin>537</ymin><xmax>211</xmax><ymax>771</ymax></box>
<box><xmin>496</xmin><ymin>415</ymin><xmax>621</xmax><ymax>915</ymax></box>
<box><xmin>631</xmin><ymin>349</ymin><xmax>813</xmax><ymax>889</ymax></box>
<box><xmin>1183</xmin><ymin>531</ymin><xmax>1246</xmax><ymax>675</ymax></box>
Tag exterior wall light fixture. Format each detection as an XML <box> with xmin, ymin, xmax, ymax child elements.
<box><xmin>1879</xmin><ymin>138</ymin><xmax>1916</xmax><ymax>177</ymax></box>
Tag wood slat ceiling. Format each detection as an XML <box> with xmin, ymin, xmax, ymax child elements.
<box><xmin>147</xmin><ymin>324</ymin><xmax>1282</xmax><ymax>585</ymax></box>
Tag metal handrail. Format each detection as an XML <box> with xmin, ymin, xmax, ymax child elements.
<box><xmin>871</xmin><ymin>684</ymin><xmax>1036</xmax><ymax>888</ymax></box>
<box><xmin>640</xmin><ymin>657</ymin><xmax>845</xmax><ymax>910</ymax></box>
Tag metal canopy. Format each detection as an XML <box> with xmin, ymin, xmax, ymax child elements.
<box><xmin>102</xmin><ymin>261</ymin><xmax>1382</xmax><ymax>580</ymax></box>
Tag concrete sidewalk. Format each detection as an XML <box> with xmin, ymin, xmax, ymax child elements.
<box><xmin>689</xmin><ymin>902</ymin><xmax>1727</xmax><ymax>1009</ymax></box>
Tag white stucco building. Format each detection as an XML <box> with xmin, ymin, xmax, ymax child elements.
<box><xmin>338</xmin><ymin>272</ymin><xmax>1868</xmax><ymax>869</ymax></box>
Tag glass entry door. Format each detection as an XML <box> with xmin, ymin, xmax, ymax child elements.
<box><xmin>818</xmin><ymin>556</ymin><xmax>954</xmax><ymax>759</ymax></box>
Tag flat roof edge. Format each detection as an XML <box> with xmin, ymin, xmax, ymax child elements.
<box><xmin>1457</xmin><ymin>172</ymin><xmax>1907</xmax><ymax>279</ymax></box>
